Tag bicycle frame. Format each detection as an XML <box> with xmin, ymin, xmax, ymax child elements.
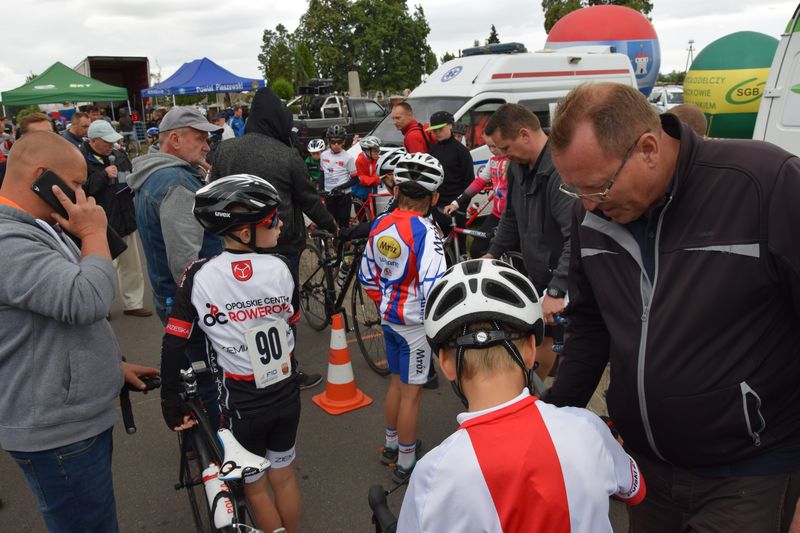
<box><xmin>308</xmin><ymin>231</ymin><xmax>367</xmax><ymax>329</ymax></box>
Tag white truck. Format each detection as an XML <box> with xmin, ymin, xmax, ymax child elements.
<box><xmin>753</xmin><ymin>4</ymin><xmax>800</xmax><ymax>155</ymax></box>
<box><xmin>366</xmin><ymin>43</ymin><xmax>638</xmax><ymax>176</ymax></box>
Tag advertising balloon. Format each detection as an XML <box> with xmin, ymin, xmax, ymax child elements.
<box><xmin>684</xmin><ymin>31</ymin><xmax>778</xmax><ymax>138</ymax></box>
<box><xmin>546</xmin><ymin>5</ymin><xmax>661</xmax><ymax>96</ymax></box>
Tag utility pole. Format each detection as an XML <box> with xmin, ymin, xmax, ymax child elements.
<box><xmin>685</xmin><ymin>40</ymin><xmax>695</xmax><ymax>72</ymax></box>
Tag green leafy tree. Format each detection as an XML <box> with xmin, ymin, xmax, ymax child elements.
<box><xmin>25</xmin><ymin>72</ymin><xmax>38</xmax><ymax>83</ymax></box>
<box><xmin>270</xmin><ymin>77</ymin><xmax>295</xmax><ymax>100</ymax></box>
<box><xmin>542</xmin><ymin>0</ymin><xmax>653</xmax><ymax>33</ymax></box>
<box><xmin>296</xmin><ymin>0</ymin><xmax>354</xmax><ymax>91</ymax></box>
<box><xmin>294</xmin><ymin>43</ymin><xmax>317</xmax><ymax>87</ymax></box>
<box><xmin>258</xmin><ymin>24</ymin><xmax>297</xmax><ymax>85</ymax></box>
<box><xmin>658</xmin><ymin>70</ymin><xmax>686</xmax><ymax>84</ymax></box>
<box><xmin>487</xmin><ymin>24</ymin><xmax>500</xmax><ymax>44</ymax></box>
<box><xmin>441</xmin><ymin>51</ymin><xmax>457</xmax><ymax>64</ymax></box>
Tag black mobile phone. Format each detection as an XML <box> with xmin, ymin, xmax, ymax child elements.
<box><xmin>30</xmin><ymin>169</ymin><xmax>129</xmax><ymax>259</ymax></box>
<box><xmin>31</xmin><ymin>169</ymin><xmax>74</xmax><ymax>219</ymax></box>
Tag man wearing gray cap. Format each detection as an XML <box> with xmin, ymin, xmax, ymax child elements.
<box><xmin>81</xmin><ymin>120</ymin><xmax>151</xmax><ymax>318</ymax></box>
<box><xmin>128</xmin><ymin>107</ymin><xmax>224</xmax><ymax>423</ymax></box>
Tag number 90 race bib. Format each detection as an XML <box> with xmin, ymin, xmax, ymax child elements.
<box><xmin>243</xmin><ymin>318</ymin><xmax>292</xmax><ymax>389</ymax></box>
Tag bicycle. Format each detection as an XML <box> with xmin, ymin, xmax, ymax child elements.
<box><xmin>173</xmin><ymin>366</ymin><xmax>268</xmax><ymax>532</ymax></box>
<box><xmin>368</xmin><ymin>484</ymin><xmax>400</xmax><ymax>533</ymax></box>
<box><xmin>298</xmin><ymin>227</ymin><xmax>389</xmax><ymax>376</ymax></box>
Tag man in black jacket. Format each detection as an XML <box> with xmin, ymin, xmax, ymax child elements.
<box><xmin>545</xmin><ymin>82</ymin><xmax>800</xmax><ymax>531</ymax></box>
<box><xmin>482</xmin><ymin>104</ymin><xmax>576</xmax><ymax>380</ymax></box>
<box><xmin>210</xmin><ymin>87</ymin><xmax>338</xmax><ymax>389</ymax></box>
<box><xmin>82</xmin><ymin>120</ymin><xmax>152</xmax><ymax>317</ymax></box>
<box><xmin>427</xmin><ymin>111</ymin><xmax>473</xmax><ymax>239</ymax></box>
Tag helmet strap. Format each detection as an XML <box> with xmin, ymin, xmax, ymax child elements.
<box><xmin>225</xmin><ymin>224</ymin><xmax>265</xmax><ymax>253</ymax></box>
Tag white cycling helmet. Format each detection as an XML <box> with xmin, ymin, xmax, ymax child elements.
<box><xmin>359</xmin><ymin>135</ymin><xmax>382</xmax><ymax>150</ymax></box>
<box><xmin>392</xmin><ymin>152</ymin><xmax>444</xmax><ymax>192</ymax></box>
<box><xmin>424</xmin><ymin>259</ymin><xmax>544</xmax><ymax>405</ymax></box>
<box><xmin>307</xmin><ymin>138</ymin><xmax>326</xmax><ymax>153</ymax></box>
<box><xmin>376</xmin><ymin>147</ymin><xmax>406</xmax><ymax>177</ymax></box>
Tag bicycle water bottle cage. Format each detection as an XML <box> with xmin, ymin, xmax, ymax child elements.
<box><xmin>217</xmin><ymin>429</ymin><xmax>271</xmax><ymax>481</ymax></box>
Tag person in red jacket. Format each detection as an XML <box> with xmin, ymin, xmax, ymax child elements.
<box><xmin>352</xmin><ymin>135</ymin><xmax>382</xmax><ymax>207</ymax></box>
<box><xmin>391</xmin><ymin>102</ymin><xmax>430</xmax><ymax>153</ymax></box>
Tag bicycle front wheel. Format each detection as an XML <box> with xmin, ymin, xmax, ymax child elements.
<box><xmin>499</xmin><ymin>250</ymin><xmax>527</xmax><ymax>277</ymax></box>
<box><xmin>351</xmin><ymin>282</ymin><xmax>389</xmax><ymax>376</ymax></box>
<box><xmin>299</xmin><ymin>242</ymin><xmax>329</xmax><ymax>331</ymax></box>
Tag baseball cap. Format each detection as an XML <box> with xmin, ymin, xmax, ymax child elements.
<box><xmin>426</xmin><ymin>111</ymin><xmax>455</xmax><ymax>131</ymax></box>
<box><xmin>159</xmin><ymin>106</ymin><xmax>223</xmax><ymax>134</ymax></box>
<box><xmin>87</xmin><ymin>120</ymin><xmax>123</xmax><ymax>143</ymax></box>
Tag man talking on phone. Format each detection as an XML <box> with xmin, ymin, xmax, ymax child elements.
<box><xmin>0</xmin><ymin>132</ymin><xmax>158</xmax><ymax>532</ymax></box>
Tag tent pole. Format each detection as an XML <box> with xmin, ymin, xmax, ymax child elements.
<box><xmin>172</xmin><ymin>94</ymin><xmax>176</xmax><ymax>106</ymax></box>
<box><xmin>2</xmin><ymin>105</ymin><xmax>5</xmax><ymax>117</ymax></box>
<box><xmin>111</xmin><ymin>105</ymin><xmax>116</xmax><ymax>121</ymax></box>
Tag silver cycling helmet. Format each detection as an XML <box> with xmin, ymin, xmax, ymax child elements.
<box><xmin>376</xmin><ymin>147</ymin><xmax>407</xmax><ymax>177</ymax></box>
<box><xmin>392</xmin><ymin>152</ymin><xmax>444</xmax><ymax>192</ymax></box>
<box><xmin>307</xmin><ymin>138</ymin><xmax>326</xmax><ymax>152</ymax></box>
<box><xmin>359</xmin><ymin>135</ymin><xmax>382</xmax><ymax>150</ymax></box>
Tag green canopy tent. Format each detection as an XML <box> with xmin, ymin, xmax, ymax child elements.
<box><xmin>1</xmin><ymin>61</ymin><xmax>129</xmax><ymax>113</ymax></box>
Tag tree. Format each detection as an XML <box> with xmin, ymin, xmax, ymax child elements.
<box><xmin>441</xmin><ymin>51</ymin><xmax>457</xmax><ymax>64</ymax></box>
<box><xmin>487</xmin><ymin>25</ymin><xmax>500</xmax><ymax>44</ymax></box>
<box><xmin>270</xmin><ymin>78</ymin><xmax>295</xmax><ymax>100</ymax></box>
<box><xmin>25</xmin><ymin>72</ymin><xmax>38</xmax><ymax>83</ymax></box>
<box><xmin>257</xmin><ymin>24</ymin><xmax>297</xmax><ymax>85</ymax></box>
<box><xmin>542</xmin><ymin>0</ymin><xmax>653</xmax><ymax>33</ymax></box>
<box><xmin>658</xmin><ymin>70</ymin><xmax>686</xmax><ymax>84</ymax></box>
<box><xmin>296</xmin><ymin>0</ymin><xmax>354</xmax><ymax>91</ymax></box>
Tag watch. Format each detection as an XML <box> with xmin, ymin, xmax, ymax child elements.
<box><xmin>546</xmin><ymin>287</ymin><xmax>566</xmax><ymax>299</ymax></box>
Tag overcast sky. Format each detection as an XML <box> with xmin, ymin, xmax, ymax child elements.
<box><xmin>0</xmin><ymin>0</ymin><xmax>794</xmax><ymax>92</ymax></box>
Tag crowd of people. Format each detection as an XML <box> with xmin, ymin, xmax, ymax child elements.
<box><xmin>0</xmin><ymin>81</ymin><xmax>799</xmax><ymax>533</ymax></box>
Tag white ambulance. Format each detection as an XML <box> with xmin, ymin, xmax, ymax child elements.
<box><xmin>367</xmin><ymin>43</ymin><xmax>638</xmax><ymax>175</ymax></box>
<box><xmin>753</xmin><ymin>4</ymin><xmax>800</xmax><ymax>155</ymax></box>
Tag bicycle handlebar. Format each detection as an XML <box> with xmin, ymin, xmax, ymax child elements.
<box><xmin>368</xmin><ymin>485</ymin><xmax>398</xmax><ymax>533</ymax></box>
<box><xmin>310</xmin><ymin>228</ymin><xmax>335</xmax><ymax>240</ymax></box>
<box><xmin>119</xmin><ymin>375</ymin><xmax>161</xmax><ymax>435</ymax></box>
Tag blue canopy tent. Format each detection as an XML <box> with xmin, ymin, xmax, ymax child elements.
<box><xmin>142</xmin><ymin>57</ymin><xmax>264</xmax><ymax>100</ymax></box>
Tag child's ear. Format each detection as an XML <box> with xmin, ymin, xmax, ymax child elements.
<box><xmin>439</xmin><ymin>348</ymin><xmax>457</xmax><ymax>382</ymax></box>
<box><xmin>521</xmin><ymin>335</ymin><xmax>537</xmax><ymax>370</ymax></box>
<box><xmin>431</xmin><ymin>191</ymin><xmax>440</xmax><ymax>206</ymax></box>
<box><xmin>392</xmin><ymin>185</ymin><xmax>400</xmax><ymax>199</ymax></box>
<box><xmin>236</xmin><ymin>226</ymin><xmax>252</xmax><ymax>245</ymax></box>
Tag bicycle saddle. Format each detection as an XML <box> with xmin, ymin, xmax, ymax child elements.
<box><xmin>217</xmin><ymin>429</ymin><xmax>271</xmax><ymax>481</ymax></box>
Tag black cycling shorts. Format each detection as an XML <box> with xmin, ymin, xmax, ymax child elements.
<box><xmin>228</xmin><ymin>394</ymin><xmax>301</xmax><ymax>461</ymax></box>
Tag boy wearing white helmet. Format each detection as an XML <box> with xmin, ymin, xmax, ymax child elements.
<box><xmin>357</xmin><ymin>152</ymin><xmax>447</xmax><ymax>483</ymax></box>
<box><xmin>397</xmin><ymin>259</ymin><xmax>646</xmax><ymax>532</ymax></box>
<box><xmin>304</xmin><ymin>138</ymin><xmax>325</xmax><ymax>187</ymax></box>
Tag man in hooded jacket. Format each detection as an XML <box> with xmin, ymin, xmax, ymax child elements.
<box><xmin>210</xmin><ymin>87</ymin><xmax>338</xmax><ymax>389</ymax></box>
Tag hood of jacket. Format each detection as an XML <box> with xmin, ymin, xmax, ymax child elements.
<box><xmin>128</xmin><ymin>151</ymin><xmax>193</xmax><ymax>192</ymax></box>
<box><xmin>244</xmin><ymin>87</ymin><xmax>293</xmax><ymax>147</ymax></box>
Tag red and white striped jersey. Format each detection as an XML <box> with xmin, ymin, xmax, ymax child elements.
<box><xmin>398</xmin><ymin>390</ymin><xmax>645</xmax><ymax>533</ymax></box>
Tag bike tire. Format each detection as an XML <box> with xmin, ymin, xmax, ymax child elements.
<box><xmin>299</xmin><ymin>242</ymin><xmax>329</xmax><ymax>331</ymax></box>
<box><xmin>444</xmin><ymin>245</ymin><xmax>458</xmax><ymax>269</ymax></box>
<box><xmin>499</xmin><ymin>250</ymin><xmax>527</xmax><ymax>277</ymax></box>
<box><xmin>351</xmin><ymin>281</ymin><xmax>390</xmax><ymax>376</ymax></box>
<box><xmin>178</xmin><ymin>431</ymin><xmax>207</xmax><ymax>532</ymax></box>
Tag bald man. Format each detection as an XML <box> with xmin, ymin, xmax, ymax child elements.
<box><xmin>0</xmin><ymin>132</ymin><xmax>157</xmax><ymax>532</ymax></box>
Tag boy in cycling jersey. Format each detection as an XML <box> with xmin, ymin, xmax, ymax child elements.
<box><xmin>159</xmin><ymin>174</ymin><xmax>301</xmax><ymax>533</ymax></box>
<box><xmin>358</xmin><ymin>152</ymin><xmax>446</xmax><ymax>483</ymax></box>
<box><xmin>320</xmin><ymin>124</ymin><xmax>357</xmax><ymax>228</ymax></box>
<box><xmin>397</xmin><ymin>259</ymin><xmax>646</xmax><ymax>532</ymax></box>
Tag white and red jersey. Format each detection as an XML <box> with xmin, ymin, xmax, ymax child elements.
<box><xmin>397</xmin><ymin>390</ymin><xmax>645</xmax><ymax>533</ymax></box>
<box><xmin>320</xmin><ymin>148</ymin><xmax>357</xmax><ymax>191</ymax></box>
<box><xmin>162</xmin><ymin>251</ymin><xmax>299</xmax><ymax>414</ymax></box>
<box><xmin>357</xmin><ymin>209</ymin><xmax>446</xmax><ymax>326</ymax></box>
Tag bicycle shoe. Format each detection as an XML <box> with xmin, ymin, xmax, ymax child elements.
<box><xmin>297</xmin><ymin>371</ymin><xmax>323</xmax><ymax>390</ymax></box>
<box><xmin>392</xmin><ymin>461</ymin><xmax>417</xmax><ymax>484</ymax></box>
<box><xmin>382</xmin><ymin>439</ymin><xmax>423</xmax><ymax>466</ymax></box>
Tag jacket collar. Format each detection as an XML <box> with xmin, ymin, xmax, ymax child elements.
<box><xmin>401</xmin><ymin>119</ymin><xmax>421</xmax><ymax>135</ymax></box>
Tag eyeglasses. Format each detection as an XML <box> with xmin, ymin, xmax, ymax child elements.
<box><xmin>255</xmin><ymin>210</ymin><xmax>280</xmax><ymax>229</ymax></box>
<box><xmin>328</xmin><ymin>139</ymin><xmax>344</xmax><ymax>145</ymax></box>
<box><xmin>559</xmin><ymin>129</ymin><xmax>651</xmax><ymax>203</ymax></box>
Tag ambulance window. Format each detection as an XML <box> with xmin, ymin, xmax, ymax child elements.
<box><xmin>462</xmin><ymin>100</ymin><xmax>505</xmax><ymax>149</ymax></box>
<box><xmin>517</xmin><ymin>99</ymin><xmax>552</xmax><ymax>130</ymax></box>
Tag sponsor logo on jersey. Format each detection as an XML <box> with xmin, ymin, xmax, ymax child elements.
<box><xmin>231</xmin><ymin>260</ymin><xmax>253</xmax><ymax>281</ymax></box>
<box><xmin>377</xmin><ymin>236</ymin><xmax>401</xmax><ymax>259</ymax></box>
<box><xmin>203</xmin><ymin>303</ymin><xmax>229</xmax><ymax>327</ymax></box>
<box><xmin>165</xmin><ymin>318</ymin><xmax>193</xmax><ymax>338</ymax></box>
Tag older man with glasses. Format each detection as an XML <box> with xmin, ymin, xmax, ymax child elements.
<box><xmin>543</xmin><ymin>81</ymin><xmax>800</xmax><ymax>532</ymax></box>
<box><xmin>482</xmin><ymin>103</ymin><xmax>577</xmax><ymax>381</ymax></box>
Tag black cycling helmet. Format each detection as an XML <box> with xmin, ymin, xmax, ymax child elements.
<box><xmin>326</xmin><ymin>124</ymin><xmax>347</xmax><ymax>139</ymax></box>
<box><xmin>193</xmin><ymin>174</ymin><xmax>280</xmax><ymax>238</ymax></box>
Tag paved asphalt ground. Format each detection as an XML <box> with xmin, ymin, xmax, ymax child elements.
<box><xmin>0</xmin><ymin>246</ymin><xmax>628</xmax><ymax>532</ymax></box>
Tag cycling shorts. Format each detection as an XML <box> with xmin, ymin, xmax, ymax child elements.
<box><xmin>228</xmin><ymin>394</ymin><xmax>301</xmax><ymax>483</ymax></box>
<box><xmin>382</xmin><ymin>323</ymin><xmax>431</xmax><ymax>385</ymax></box>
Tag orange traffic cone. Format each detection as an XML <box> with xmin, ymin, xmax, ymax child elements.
<box><xmin>312</xmin><ymin>313</ymin><xmax>373</xmax><ymax>415</ymax></box>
